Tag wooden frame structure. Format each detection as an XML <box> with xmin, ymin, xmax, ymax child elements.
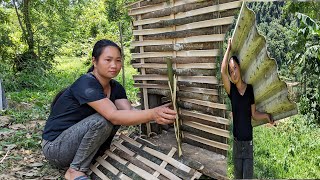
<box><xmin>128</xmin><ymin>0</ymin><xmax>242</xmax><ymax>154</ymax></box>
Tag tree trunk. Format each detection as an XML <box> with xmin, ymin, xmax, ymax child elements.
<box><xmin>13</xmin><ymin>0</ymin><xmax>27</xmax><ymax>43</ymax></box>
<box><xmin>23</xmin><ymin>0</ymin><xmax>34</xmax><ymax>52</ymax></box>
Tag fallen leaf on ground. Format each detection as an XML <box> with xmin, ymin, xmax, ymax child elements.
<box><xmin>9</xmin><ymin>124</ymin><xmax>26</xmax><ymax>130</ymax></box>
<box><xmin>0</xmin><ymin>116</ymin><xmax>11</xmax><ymax>127</ymax></box>
<box><xmin>29</xmin><ymin>162</ymin><xmax>44</xmax><ymax>167</ymax></box>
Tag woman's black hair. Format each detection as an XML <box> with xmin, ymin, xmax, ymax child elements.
<box><xmin>228</xmin><ymin>55</ymin><xmax>240</xmax><ymax>75</ymax></box>
<box><xmin>87</xmin><ymin>39</ymin><xmax>122</xmax><ymax>73</ymax></box>
<box><xmin>230</xmin><ymin>55</ymin><xmax>240</xmax><ymax>65</ymax></box>
<box><xmin>51</xmin><ymin>39</ymin><xmax>121</xmax><ymax>109</ymax></box>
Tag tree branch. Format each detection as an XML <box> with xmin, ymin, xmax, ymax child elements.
<box><xmin>12</xmin><ymin>0</ymin><xmax>27</xmax><ymax>42</ymax></box>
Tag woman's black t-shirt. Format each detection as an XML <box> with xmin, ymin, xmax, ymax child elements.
<box><xmin>228</xmin><ymin>82</ymin><xmax>255</xmax><ymax>141</ymax></box>
<box><xmin>42</xmin><ymin>73</ymin><xmax>127</xmax><ymax>141</ymax></box>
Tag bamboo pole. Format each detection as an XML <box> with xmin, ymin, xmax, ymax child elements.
<box><xmin>167</xmin><ymin>58</ymin><xmax>182</xmax><ymax>157</ymax></box>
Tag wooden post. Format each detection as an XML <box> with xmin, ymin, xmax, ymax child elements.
<box><xmin>0</xmin><ymin>79</ymin><xmax>7</xmax><ymax>111</ymax></box>
<box><xmin>137</xmin><ymin>2</ymin><xmax>152</xmax><ymax>137</ymax></box>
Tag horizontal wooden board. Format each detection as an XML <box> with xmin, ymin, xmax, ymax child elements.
<box><xmin>134</xmin><ymin>83</ymin><xmax>218</xmax><ymax>95</ymax></box>
<box><xmin>180</xmin><ymin>109</ymin><xmax>229</xmax><ymax>125</ymax></box>
<box><xmin>131</xmin><ymin>34</ymin><xmax>225</xmax><ymax>47</ymax></box>
<box><xmin>132</xmin><ymin>63</ymin><xmax>216</xmax><ymax>69</ymax></box>
<box><xmin>132</xmin><ymin>49</ymin><xmax>219</xmax><ymax>58</ymax></box>
<box><xmin>133</xmin><ymin>16</ymin><xmax>234</xmax><ymax>35</ymax></box>
<box><xmin>132</xmin><ymin>1</ymin><xmax>241</xmax><ymax>26</ymax></box>
<box><xmin>133</xmin><ymin>75</ymin><xmax>218</xmax><ymax>84</ymax></box>
<box><xmin>183</xmin><ymin>132</ymin><xmax>229</xmax><ymax>151</ymax></box>
<box><xmin>129</xmin><ymin>0</ymin><xmax>201</xmax><ymax>16</ymax></box>
<box><xmin>180</xmin><ymin>98</ymin><xmax>227</xmax><ymax>110</ymax></box>
<box><xmin>182</xmin><ymin>120</ymin><xmax>230</xmax><ymax>138</ymax></box>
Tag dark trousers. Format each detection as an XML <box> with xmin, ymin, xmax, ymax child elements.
<box><xmin>42</xmin><ymin>113</ymin><xmax>114</xmax><ymax>172</ymax></box>
<box><xmin>233</xmin><ymin>138</ymin><xmax>254</xmax><ymax>179</ymax></box>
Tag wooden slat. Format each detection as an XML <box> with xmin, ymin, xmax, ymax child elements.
<box><xmin>96</xmin><ymin>157</ymin><xmax>120</xmax><ymax>176</ymax></box>
<box><xmin>132</xmin><ymin>39</ymin><xmax>173</xmax><ymax>47</ymax></box>
<box><xmin>133</xmin><ymin>75</ymin><xmax>218</xmax><ymax>84</ymax></box>
<box><xmin>153</xmin><ymin>148</ymin><xmax>176</xmax><ymax>177</ymax></box>
<box><xmin>128</xmin><ymin>0</ymin><xmax>200</xmax><ymax>16</ymax></box>
<box><xmin>133</xmin><ymin>15</ymin><xmax>172</xmax><ymax>26</ymax></box>
<box><xmin>180</xmin><ymin>109</ymin><xmax>229</xmax><ymax>125</ymax></box>
<box><xmin>90</xmin><ymin>164</ymin><xmax>111</xmax><ymax>180</ymax></box>
<box><xmin>120</xmin><ymin>134</ymin><xmax>143</xmax><ymax>148</ymax></box>
<box><xmin>116</xmin><ymin>140</ymin><xmax>185</xmax><ymax>180</ymax></box>
<box><xmin>134</xmin><ymin>83</ymin><xmax>169</xmax><ymax>89</ymax></box>
<box><xmin>179</xmin><ymin>87</ymin><xmax>218</xmax><ymax>95</ymax></box>
<box><xmin>133</xmin><ymin>16</ymin><xmax>234</xmax><ymax>35</ymax></box>
<box><xmin>107</xmin><ymin>151</ymin><xmax>159</xmax><ymax>180</ymax></box>
<box><xmin>175</xmin><ymin>1</ymin><xmax>241</xmax><ymax>19</ymax></box>
<box><xmin>182</xmin><ymin>120</ymin><xmax>230</xmax><ymax>138</ymax></box>
<box><xmin>142</xmin><ymin>146</ymin><xmax>191</xmax><ymax>173</ymax></box>
<box><xmin>132</xmin><ymin>63</ymin><xmax>216</xmax><ymax>69</ymax></box>
<box><xmin>119</xmin><ymin>135</ymin><xmax>191</xmax><ymax>173</ymax></box>
<box><xmin>136</xmin><ymin>155</ymin><xmax>181</xmax><ymax>180</ymax></box>
<box><xmin>183</xmin><ymin>132</ymin><xmax>229</xmax><ymax>151</ymax></box>
<box><xmin>131</xmin><ymin>34</ymin><xmax>225</xmax><ymax>47</ymax></box>
<box><xmin>180</xmin><ymin>98</ymin><xmax>227</xmax><ymax>110</ymax></box>
<box><xmin>132</xmin><ymin>1</ymin><xmax>241</xmax><ymax>26</ymax></box>
<box><xmin>113</xmin><ymin>142</ymin><xmax>136</xmax><ymax>157</ymax></box>
<box><xmin>132</xmin><ymin>49</ymin><xmax>219</xmax><ymax>58</ymax></box>
<box><xmin>134</xmin><ymin>83</ymin><xmax>218</xmax><ymax>95</ymax></box>
<box><xmin>176</xmin><ymin>34</ymin><xmax>225</xmax><ymax>44</ymax></box>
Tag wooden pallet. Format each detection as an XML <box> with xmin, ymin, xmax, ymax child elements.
<box><xmin>89</xmin><ymin>134</ymin><xmax>203</xmax><ymax>180</ymax></box>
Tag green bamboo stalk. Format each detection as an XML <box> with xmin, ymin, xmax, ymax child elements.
<box><xmin>167</xmin><ymin>58</ymin><xmax>182</xmax><ymax>157</ymax></box>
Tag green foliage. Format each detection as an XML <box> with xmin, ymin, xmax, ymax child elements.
<box><xmin>288</xmin><ymin>12</ymin><xmax>320</xmax><ymax>124</ymax></box>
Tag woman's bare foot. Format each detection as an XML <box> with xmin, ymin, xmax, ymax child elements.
<box><xmin>65</xmin><ymin>167</ymin><xmax>87</xmax><ymax>180</ymax></box>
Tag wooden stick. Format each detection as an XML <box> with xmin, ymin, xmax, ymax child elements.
<box><xmin>0</xmin><ymin>149</ymin><xmax>10</xmax><ymax>163</ymax></box>
<box><xmin>167</xmin><ymin>58</ymin><xmax>183</xmax><ymax>157</ymax></box>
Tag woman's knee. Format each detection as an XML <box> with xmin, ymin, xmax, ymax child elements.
<box><xmin>88</xmin><ymin>113</ymin><xmax>113</xmax><ymax>135</ymax></box>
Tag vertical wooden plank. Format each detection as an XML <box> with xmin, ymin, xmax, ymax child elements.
<box><xmin>137</xmin><ymin>2</ymin><xmax>151</xmax><ymax>137</ymax></box>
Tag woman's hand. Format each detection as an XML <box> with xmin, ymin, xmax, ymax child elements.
<box><xmin>267</xmin><ymin>113</ymin><xmax>274</xmax><ymax>125</ymax></box>
<box><xmin>152</xmin><ymin>106</ymin><xmax>176</xmax><ymax>125</ymax></box>
<box><xmin>227</xmin><ymin>38</ymin><xmax>232</xmax><ymax>50</ymax></box>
